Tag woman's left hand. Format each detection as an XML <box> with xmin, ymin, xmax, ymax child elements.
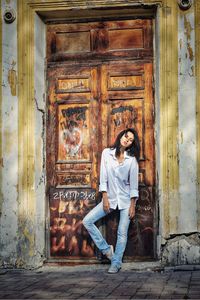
<box><xmin>129</xmin><ymin>202</ymin><xmax>136</xmax><ymax>219</ymax></box>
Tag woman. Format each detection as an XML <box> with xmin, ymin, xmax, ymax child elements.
<box><xmin>83</xmin><ymin>128</ymin><xmax>140</xmax><ymax>274</ymax></box>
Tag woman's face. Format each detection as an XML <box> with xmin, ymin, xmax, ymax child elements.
<box><xmin>120</xmin><ymin>131</ymin><xmax>134</xmax><ymax>149</ymax></box>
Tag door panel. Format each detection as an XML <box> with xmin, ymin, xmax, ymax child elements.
<box><xmin>101</xmin><ymin>62</ymin><xmax>155</xmax><ymax>258</ymax></box>
<box><xmin>47</xmin><ymin>66</ymin><xmax>99</xmax><ymax>258</ymax></box>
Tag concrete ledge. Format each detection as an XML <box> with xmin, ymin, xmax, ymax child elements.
<box><xmin>34</xmin><ymin>260</ymin><xmax>163</xmax><ymax>273</ymax></box>
<box><xmin>164</xmin><ymin>264</ymin><xmax>200</xmax><ymax>272</ymax></box>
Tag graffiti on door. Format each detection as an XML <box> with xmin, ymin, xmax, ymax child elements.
<box><xmin>106</xmin><ymin>186</ymin><xmax>154</xmax><ymax>257</ymax></box>
<box><xmin>49</xmin><ymin>188</ymin><xmax>96</xmax><ymax>257</ymax></box>
<box><xmin>58</xmin><ymin>104</ymin><xmax>90</xmax><ymax>161</ymax></box>
<box><xmin>110</xmin><ymin>105</ymin><xmax>137</xmax><ymax>137</ymax></box>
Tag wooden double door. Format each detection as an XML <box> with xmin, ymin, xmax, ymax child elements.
<box><xmin>46</xmin><ymin>19</ymin><xmax>155</xmax><ymax>261</ymax></box>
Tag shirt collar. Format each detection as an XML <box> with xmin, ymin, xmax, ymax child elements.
<box><xmin>109</xmin><ymin>148</ymin><xmax>130</xmax><ymax>159</ymax></box>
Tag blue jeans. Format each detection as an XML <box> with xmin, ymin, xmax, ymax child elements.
<box><xmin>83</xmin><ymin>201</ymin><xmax>130</xmax><ymax>268</ymax></box>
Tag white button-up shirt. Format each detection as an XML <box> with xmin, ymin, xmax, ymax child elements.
<box><xmin>99</xmin><ymin>148</ymin><xmax>139</xmax><ymax>210</ymax></box>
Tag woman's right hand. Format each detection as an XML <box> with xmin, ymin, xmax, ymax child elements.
<box><xmin>102</xmin><ymin>192</ymin><xmax>110</xmax><ymax>213</ymax></box>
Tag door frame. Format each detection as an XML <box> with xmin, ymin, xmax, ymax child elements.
<box><xmin>16</xmin><ymin>0</ymin><xmax>190</xmax><ymax>266</ymax></box>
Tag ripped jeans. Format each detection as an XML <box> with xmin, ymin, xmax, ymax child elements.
<box><xmin>83</xmin><ymin>201</ymin><xmax>130</xmax><ymax>268</ymax></box>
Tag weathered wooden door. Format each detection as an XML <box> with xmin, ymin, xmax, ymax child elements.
<box><xmin>46</xmin><ymin>19</ymin><xmax>155</xmax><ymax>260</ymax></box>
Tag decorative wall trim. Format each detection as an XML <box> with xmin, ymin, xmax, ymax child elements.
<box><xmin>17</xmin><ymin>0</ymin><xmax>179</xmax><ymax>264</ymax></box>
<box><xmin>28</xmin><ymin>0</ymin><xmax>163</xmax><ymax>9</ymax></box>
<box><xmin>17</xmin><ymin>1</ymin><xmax>36</xmax><ymax>266</ymax></box>
<box><xmin>195</xmin><ymin>0</ymin><xmax>200</xmax><ymax>231</ymax></box>
<box><xmin>159</xmin><ymin>0</ymin><xmax>179</xmax><ymax>236</ymax></box>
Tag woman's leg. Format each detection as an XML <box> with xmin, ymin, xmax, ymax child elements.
<box><xmin>82</xmin><ymin>201</ymin><xmax>111</xmax><ymax>254</ymax></box>
<box><xmin>111</xmin><ymin>207</ymin><xmax>130</xmax><ymax>268</ymax></box>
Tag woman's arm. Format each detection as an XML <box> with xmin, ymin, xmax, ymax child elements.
<box><xmin>102</xmin><ymin>191</ymin><xmax>110</xmax><ymax>213</ymax></box>
<box><xmin>129</xmin><ymin>158</ymin><xmax>139</xmax><ymax>219</ymax></box>
<box><xmin>129</xmin><ymin>197</ymin><xmax>138</xmax><ymax>219</ymax></box>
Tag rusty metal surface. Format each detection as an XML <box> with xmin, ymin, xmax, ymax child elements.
<box><xmin>46</xmin><ymin>19</ymin><xmax>154</xmax><ymax>260</ymax></box>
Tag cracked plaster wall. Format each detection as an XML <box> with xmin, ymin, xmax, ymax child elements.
<box><xmin>162</xmin><ymin>233</ymin><xmax>200</xmax><ymax>265</ymax></box>
<box><xmin>0</xmin><ymin>0</ymin><xmax>18</xmax><ymax>267</ymax></box>
<box><xmin>161</xmin><ymin>2</ymin><xmax>200</xmax><ymax>265</ymax></box>
<box><xmin>33</xmin><ymin>13</ymin><xmax>46</xmax><ymax>267</ymax></box>
<box><xmin>0</xmin><ymin>2</ymin><xmax>46</xmax><ymax>268</ymax></box>
<box><xmin>178</xmin><ymin>2</ymin><xmax>197</xmax><ymax>233</ymax></box>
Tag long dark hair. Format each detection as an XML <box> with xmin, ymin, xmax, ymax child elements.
<box><xmin>110</xmin><ymin>128</ymin><xmax>140</xmax><ymax>163</ymax></box>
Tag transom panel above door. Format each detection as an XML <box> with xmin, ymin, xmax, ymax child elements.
<box><xmin>47</xmin><ymin>19</ymin><xmax>152</xmax><ymax>62</ymax></box>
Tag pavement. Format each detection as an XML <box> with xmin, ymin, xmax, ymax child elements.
<box><xmin>0</xmin><ymin>262</ymin><xmax>200</xmax><ymax>299</ymax></box>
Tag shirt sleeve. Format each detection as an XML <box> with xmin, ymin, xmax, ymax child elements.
<box><xmin>99</xmin><ymin>149</ymin><xmax>108</xmax><ymax>192</ymax></box>
<box><xmin>130</xmin><ymin>157</ymin><xmax>139</xmax><ymax>201</ymax></box>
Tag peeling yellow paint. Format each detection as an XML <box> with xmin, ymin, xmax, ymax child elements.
<box><xmin>23</xmin><ymin>227</ymin><xmax>35</xmax><ymax>256</ymax></box>
<box><xmin>190</xmin><ymin>65</ymin><xmax>195</xmax><ymax>77</ymax></box>
<box><xmin>180</xmin><ymin>131</ymin><xmax>183</xmax><ymax>144</ymax></box>
<box><xmin>179</xmin><ymin>38</ymin><xmax>182</xmax><ymax>49</ymax></box>
<box><xmin>184</xmin><ymin>15</ymin><xmax>192</xmax><ymax>41</ymax></box>
<box><xmin>0</xmin><ymin>158</ymin><xmax>3</xmax><ymax>168</ymax></box>
<box><xmin>187</xmin><ymin>42</ymin><xmax>194</xmax><ymax>61</ymax></box>
<box><xmin>8</xmin><ymin>69</ymin><xmax>17</xmax><ymax>96</ymax></box>
<box><xmin>3</xmin><ymin>129</ymin><xmax>17</xmax><ymax>154</ymax></box>
<box><xmin>36</xmin><ymin>138</ymin><xmax>42</xmax><ymax>171</ymax></box>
